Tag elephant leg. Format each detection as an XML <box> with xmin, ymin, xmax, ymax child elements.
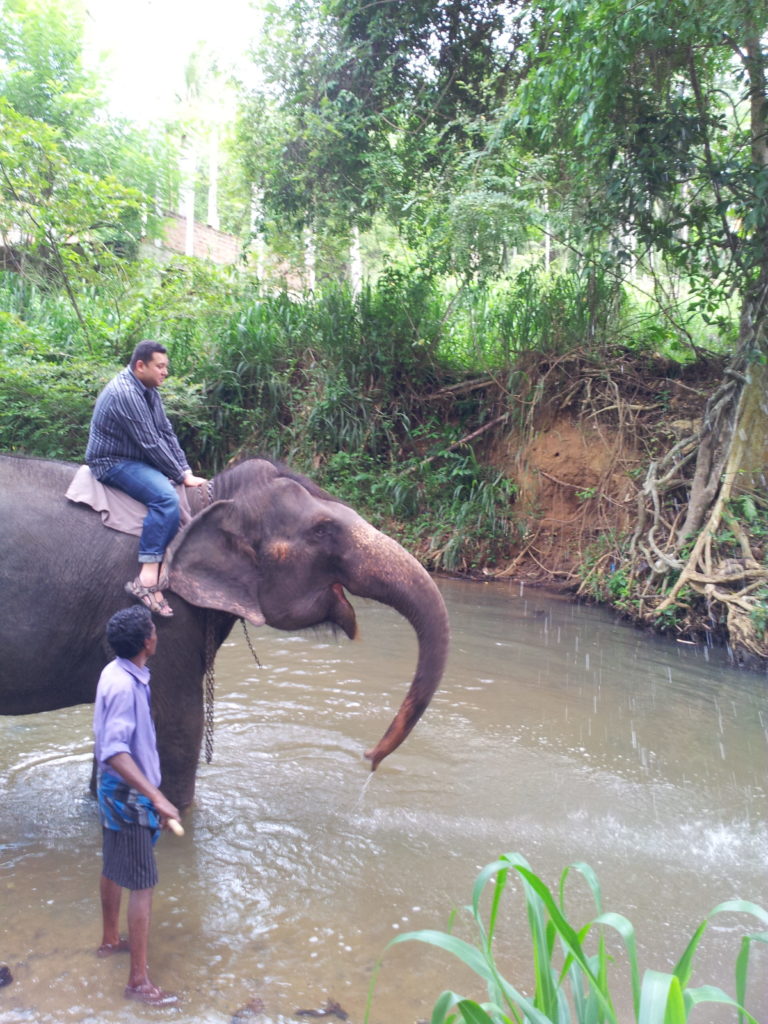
<box><xmin>153</xmin><ymin>674</ymin><xmax>204</xmax><ymax>812</ymax></box>
<box><xmin>89</xmin><ymin>755</ymin><xmax>98</xmax><ymax>799</ymax></box>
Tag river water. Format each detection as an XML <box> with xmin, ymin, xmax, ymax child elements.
<box><xmin>1</xmin><ymin>578</ymin><xmax>766</xmax><ymax>1023</ymax></box>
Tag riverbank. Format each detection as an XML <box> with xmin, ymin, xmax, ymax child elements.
<box><xmin>4</xmin><ymin>264</ymin><xmax>765</xmax><ymax>663</ymax></box>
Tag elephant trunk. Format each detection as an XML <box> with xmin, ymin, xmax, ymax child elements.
<box><xmin>344</xmin><ymin>521</ymin><xmax>450</xmax><ymax>769</ymax></box>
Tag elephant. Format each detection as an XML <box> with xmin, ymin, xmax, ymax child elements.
<box><xmin>0</xmin><ymin>454</ymin><xmax>450</xmax><ymax>810</ymax></box>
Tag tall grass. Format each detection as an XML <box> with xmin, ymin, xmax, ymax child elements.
<box><xmin>439</xmin><ymin>268</ymin><xmax>628</xmax><ymax>371</ymax></box>
<box><xmin>0</xmin><ymin>259</ymin><xmax>718</xmax><ymax>571</ymax></box>
<box><xmin>366</xmin><ymin>853</ymin><xmax>768</xmax><ymax>1024</ymax></box>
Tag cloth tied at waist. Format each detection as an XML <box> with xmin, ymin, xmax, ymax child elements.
<box><xmin>97</xmin><ymin>771</ymin><xmax>161</xmax><ymax>845</ymax></box>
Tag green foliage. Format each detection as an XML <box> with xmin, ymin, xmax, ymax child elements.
<box><xmin>0</xmin><ymin>98</ymin><xmax>145</xmax><ymax>281</ymax></box>
<box><xmin>238</xmin><ymin>0</ymin><xmax>529</xmax><ymax>272</ymax></box>
<box><xmin>367</xmin><ymin>853</ymin><xmax>768</xmax><ymax>1024</ymax></box>
<box><xmin>392</xmin><ymin>432</ymin><xmax>520</xmax><ymax>572</ymax></box>
<box><xmin>578</xmin><ymin>535</ymin><xmax>633</xmax><ymax>608</ymax></box>
<box><xmin>748</xmin><ymin>588</ymin><xmax>768</xmax><ymax>635</ymax></box>
<box><xmin>0</xmin><ymin>0</ymin><xmax>180</xmax><ymax>339</ymax></box>
<box><xmin>321</xmin><ymin>443</ymin><xmax>521</xmax><ymax>573</ymax></box>
<box><xmin>0</xmin><ymin>0</ymin><xmax>100</xmax><ymax>132</ymax></box>
<box><xmin>510</xmin><ymin>0</ymin><xmax>768</xmax><ymax>345</ymax></box>
<box><xmin>0</xmin><ymin>262</ymin><xmax>531</xmax><ymax>571</ymax></box>
<box><xmin>435</xmin><ymin>265</ymin><xmax>664</xmax><ymax>372</ymax></box>
<box><xmin>0</xmin><ymin>356</ymin><xmax>110</xmax><ymax>459</ymax></box>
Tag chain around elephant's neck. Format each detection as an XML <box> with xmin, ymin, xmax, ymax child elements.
<box><xmin>198</xmin><ymin>479</ymin><xmax>215</xmax><ymax>512</ymax></box>
<box><xmin>204</xmin><ymin>613</ymin><xmax>216</xmax><ymax>764</ymax></box>
<box><xmin>202</xmin><ymin>617</ymin><xmax>259</xmax><ymax>765</ymax></box>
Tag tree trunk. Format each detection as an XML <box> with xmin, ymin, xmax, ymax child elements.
<box><xmin>647</xmin><ymin>36</ymin><xmax>768</xmax><ymax>659</ymax></box>
<box><xmin>207</xmin><ymin>126</ymin><xmax>220</xmax><ymax>230</ymax></box>
<box><xmin>181</xmin><ymin>137</ymin><xmax>196</xmax><ymax>258</ymax></box>
<box><xmin>303</xmin><ymin>223</ymin><xmax>316</xmax><ymax>293</ymax></box>
<box><xmin>349</xmin><ymin>224</ymin><xmax>362</xmax><ymax>297</ymax></box>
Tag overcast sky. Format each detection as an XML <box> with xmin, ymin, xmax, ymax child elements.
<box><xmin>82</xmin><ymin>0</ymin><xmax>263</xmax><ymax>122</ymax></box>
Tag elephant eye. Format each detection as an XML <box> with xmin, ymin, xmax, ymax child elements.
<box><xmin>312</xmin><ymin>520</ymin><xmax>332</xmax><ymax>538</ymax></box>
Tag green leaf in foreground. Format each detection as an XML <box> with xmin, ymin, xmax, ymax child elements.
<box><xmin>365</xmin><ymin>854</ymin><xmax>767</xmax><ymax>1024</ymax></box>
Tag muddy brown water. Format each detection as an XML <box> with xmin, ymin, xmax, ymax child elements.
<box><xmin>1</xmin><ymin>578</ymin><xmax>767</xmax><ymax>1024</ymax></box>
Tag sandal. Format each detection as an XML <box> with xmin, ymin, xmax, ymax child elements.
<box><xmin>96</xmin><ymin>938</ymin><xmax>130</xmax><ymax>958</ymax></box>
<box><xmin>124</xmin><ymin>983</ymin><xmax>179</xmax><ymax>1006</ymax></box>
<box><xmin>124</xmin><ymin>578</ymin><xmax>174</xmax><ymax>618</ymax></box>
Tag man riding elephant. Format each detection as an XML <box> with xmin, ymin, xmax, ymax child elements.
<box><xmin>86</xmin><ymin>340</ymin><xmax>206</xmax><ymax>617</ymax></box>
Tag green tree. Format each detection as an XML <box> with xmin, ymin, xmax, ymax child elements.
<box><xmin>0</xmin><ymin>0</ymin><xmax>100</xmax><ymax>130</ymax></box>
<box><xmin>510</xmin><ymin>0</ymin><xmax>768</xmax><ymax>658</ymax></box>
<box><xmin>0</xmin><ymin>0</ymin><xmax>176</xmax><ymax>343</ymax></box>
<box><xmin>237</xmin><ymin>0</ymin><xmax>530</xmax><ymax>279</ymax></box>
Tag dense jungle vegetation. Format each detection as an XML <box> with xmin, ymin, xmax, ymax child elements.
<box><xmin>2</xmin><ymin>0</ymin><xmax>768</xmax><ymax>668</ymax></box>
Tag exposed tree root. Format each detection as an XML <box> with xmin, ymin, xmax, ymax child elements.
<box><xmin>643</xmin><ymin>357</ymin><xmax>768</xmax><ymax>662</ymax></box>
<box><xmin>492</xmin><ymin>340</ymin><xmax>768</xmax><ymax>664</ymax></box>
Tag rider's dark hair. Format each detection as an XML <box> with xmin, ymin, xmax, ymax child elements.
<box><xmin>130</xmin><ymin>340</ymin><xmax>167</xmax><ymax>369</ymax></box>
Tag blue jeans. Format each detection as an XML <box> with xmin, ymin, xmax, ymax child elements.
<box><xmin>100</xmin><ymin>461</ymin><xmax>180</xmax><ymax>563</ymax></box>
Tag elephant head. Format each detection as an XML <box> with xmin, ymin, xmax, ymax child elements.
<box><xmin>164</xmin><ymin>459</ymin><xmax>449</xmax><ymax>768</ymax></box>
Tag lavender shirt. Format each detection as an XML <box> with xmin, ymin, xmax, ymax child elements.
<box><xmin>93</xmin><ymin>657</ymin><xmax>161</xmax><ymax>787</ymax></box>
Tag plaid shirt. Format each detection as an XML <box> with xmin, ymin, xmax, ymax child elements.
<box><xmin>86</xmin><ymin>366</ymin><xmax>190</xmax><ymax>484</ymax></box>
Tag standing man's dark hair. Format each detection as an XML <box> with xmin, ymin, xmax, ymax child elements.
<box><xmin>93</xmin><ymin>606</ymin><xmax>181</xmax><ymax>1006</ymax></box>
<box><xmin>86</xmin><ymin>339</ymin><xmax>206</xmax><ymax>617</ymax></box>
<box><xmin>107</xmin><ymin>606</ymin><xmax>155</xmax><ymax>658</ymax></box>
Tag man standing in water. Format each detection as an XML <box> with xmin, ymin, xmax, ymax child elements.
<box><xmin>94</xmin><ymin>605</ymin><xmax>181</xmax><ymax>1006</ymax></box>
<box><xmin>86</xmin><ymin>340</ymin><xmax>206</xmax><ymax>617</ymax></box>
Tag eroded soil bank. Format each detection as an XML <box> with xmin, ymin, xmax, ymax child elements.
<box><xmin>485</xmin><ymin>350</ymin><xmax>718</xmax><ymax>576</ymax></box>
<box><xmin>459</xmin><ymin>348</ymin><xmax>768</xmax><ymax>665</ymax></box>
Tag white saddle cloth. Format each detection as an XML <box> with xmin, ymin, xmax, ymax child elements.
<box><xmin>65</xmin><ymin>465</ymin><xmax>192</xmax><ymax>537</ymax></box>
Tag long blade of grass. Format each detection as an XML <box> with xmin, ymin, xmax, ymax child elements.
<box><xmin>594</xmin><ymin>911</ymin><xmax>641</xmax><ymax>1015</ymax></box>
<box><xmin>471</xmin><ymin>855</ymin><xmax>529</xmax><ymax>923</ymax></box>
<box><xmin>564</xmin><ymin>947</ymin><xmax>612</xmax><ymax>1024</ymax></box>
<box><xmin>708</xmin><ymin>899</ymin><xmax>768</xmax><ymax>926</ymax></box>
<box><xmin>515</xmin><ymin>867</ymin><xmax>601</xmax><ymax>982</ymax></box>
<box><xmin>670</xmin><ymin>919</ymin><xmax>708</xmax><ymax>988</ymax></box>
<box><xmin>514</xmin><ymin>865</ymin><xmax>616</xmax><ymax>1020</ymax></box>
<box><xmin>455</xmin><ymin>999</ymin><xmax>503</xmax><ymax>1024</ymax></box>
<box><xmin>707</xmin><ymin>898</ymin><xmax>768</xmax><ymax>1023</ymax></box>
<box><xmin>388</xmin><ymin>930</ymin><xmax>556</xmax><ymax>1024</ymax></box>
<box><xmin>683</xmin><ymin>985</ymin><xmax>762</xmax><ymax>1024</ymax></box>
<box><xmin>387</xmin><ymin>930</ymin><xmax>497</xmax><ymax>982</ymax></box>
<box><xmin>735</xmin><ymin>931</ymin><xmax>768</xmax><ymax>1024</ymax></box>
<box><xmin>560</xmin><ymin>862</ymin><xmax>604</xmax><ymax>916</ymax></box>
<box><xmin>638</xmin><ymin>970</ymin><xmax>685</xmax><ymax>1024</ymax></box>
<box><xmin>487</xmin><ymin>866</ymin><xmax>511</xmax><ymax>953</ymax></box>
<box><xmin>431</xmin><ymin>989</ymin><xmax>463</xmax><ymax>1024</ymax></box>
<box><xmin>558</xmin><ymin>867</ymin><xmax>613</xmax><ymax>1021</ymax></box>
<box><xmin>469</xmin><ymin>853</ymin><xmax>540</xmax><ymax>1010</ymax></box>
<box><xmin>522</xmin><ymin>878</ymin><xmax>558</xmax><ymax>1014</ymax></box>
<box><xmin>468</xmin><ymin>857</ymin><xmax>510</xmax><ymax>955</ymax></box>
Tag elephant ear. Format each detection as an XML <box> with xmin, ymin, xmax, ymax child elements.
<box><xmin>164</xmin><ymin>500</ymin><xmax>266</xmax><ymax>626</ymax></box>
